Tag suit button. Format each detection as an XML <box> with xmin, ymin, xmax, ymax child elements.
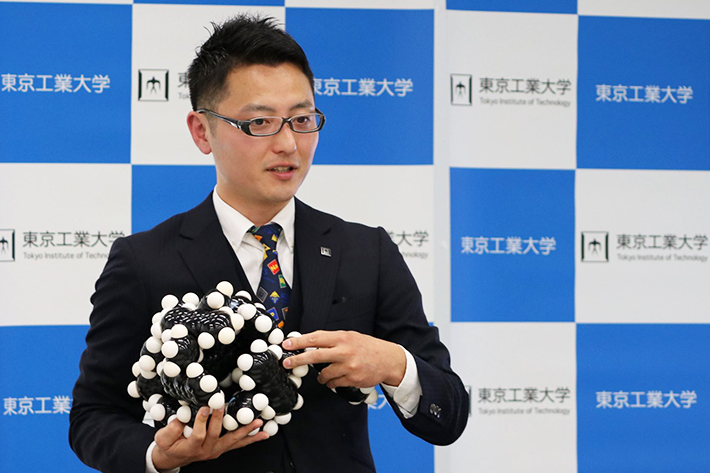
<box><xmin>429</xmin><ymin>403</ymin><xmax>441</xmax><ymax>418</ymax></box>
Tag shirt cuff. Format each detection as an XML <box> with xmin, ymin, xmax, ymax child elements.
<box><xmin>146</xmin><ymin>441</ymin><xmax>181</xmax><ymax>473</ymax></box>
<box><xmin>381</xmin><ymin>346</ymin><xmax>422</xmax><ymax>419</ymax></box>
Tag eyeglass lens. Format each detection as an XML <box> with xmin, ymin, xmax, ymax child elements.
<box><xmin>249</xmin><ymin>113</ymin><xmax>322</xmax><ymax>135</ymax></box>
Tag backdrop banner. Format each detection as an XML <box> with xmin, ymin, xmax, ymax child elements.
<box><xmin>1</xmin><ymin>1</ymin><xmax>708</xmax><ymax>472</ymax></box>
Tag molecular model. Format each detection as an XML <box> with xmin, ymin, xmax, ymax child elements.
<box><xmin>127</xmin><ymin>281</ymin><xmax>378</xmax><ymax>438</ymax></box>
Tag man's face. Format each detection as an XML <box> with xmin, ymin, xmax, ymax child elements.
<box><xmin>204</xmin><ymin>62</ymin><xmax>319</xmax><ymax>220</ymax></box>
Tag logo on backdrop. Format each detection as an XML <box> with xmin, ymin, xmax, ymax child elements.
<box><xmin>3</xmin><ymin>395</ymin><xmax>72</xmax><ymax>415</ymax></box>
<box><xmin>595</xmin><ymin>84</ymin><xmax>693</xmax><ymax>104</ymax></box>
<box><xmin>1</xmin><ymin>73</ymin><xmax>110</xmax><ymax>94</ymax></box>
<box><xmin>480</xmin><ymin>76</ymin><xmax>572</xmax><ymax>94</ymax></box>
<box><xmin>0</xmin><ymin>229</ymin><xmax>15</xmax><ymax>262</ymax></box>
<box><xmin>581</xmin><ymin>231</ymin><xmax>708</xmax><ymax>263</ymax></box>
<box><xmin>18</xmin><ymin>229</ymin><xmax>126</xmax><ymax>261</ymax></box>
<box><xmin>388</xmin><ymin>229</ymin><xmax>430</xmax><ymax>260</ymax></box>
<box><xmin>137</xmin><ymin>70</ymin><xmax>191</xmax><ymax>101</ymax></box>
<box><xmin>475</xmin><ymin>75</ymin><xmax>572</xmax><ymax>107</ymax></box>
<box><xmin>461</xmin><ymin>235</ymin><xmax>557</xmax><ymax>256</ymax></box>
<box><xmin>596</xmin><ymin>390</ymin><xmax>697</xmax><ymax>409</ymax></box>
<box><xmin>581</xmin><ymin>231</ymin><xmax>609</xmax><ymax>263</ymax></box>
<box><xmin>138</xmin><ymin>69</ymin><xmax>169</xmax><ymax>101</ymax></box>
<box><xmin>450</xmin><ymin>74</ymin><xmax>472</xmax><ymax>106</ymax></box>
<box><xmin>451</xmin><ymin>73</ymin><xmax>573</xmax><ymax>107</ymax></box>
<box><xmin>314</xmin><ymin>77</ymin><xmax>413</xmax><ymax>97</ymax></box>
<box><xmin>474</xmin><ymin>385</ymin><xmax>573</xmax><ymax>416</ymax></box>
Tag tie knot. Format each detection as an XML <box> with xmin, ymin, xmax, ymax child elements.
<box><xmin>250</xmin><ymin>223</ymin><xmax>282</xmax><ymax>252</ymax></box>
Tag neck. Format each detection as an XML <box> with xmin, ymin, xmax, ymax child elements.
<box><xmin>215</xmin><ymin>188</ymin><xmax>288</xmax><ymax>226</ymax></box>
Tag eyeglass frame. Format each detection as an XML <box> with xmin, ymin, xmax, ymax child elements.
<box><xmin>196</xmin><ymin>108</ymin><xmax>326</xmax><ymax>137</ymax></box>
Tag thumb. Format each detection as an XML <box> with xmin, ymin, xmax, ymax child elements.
<box><xmin>155</xmin><ymin>417</ymin><xmax>185</xmax><ymax>448</ymax></box>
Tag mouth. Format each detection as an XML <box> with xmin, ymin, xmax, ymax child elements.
<box><xmin>267</xmin><ymin>165</ymin><xmax>296</xmax><ymax>173</ymax></box>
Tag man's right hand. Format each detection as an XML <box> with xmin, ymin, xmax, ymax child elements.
<box><xmin>152</xmin><ymin>406</ymin><xmax>269</xmax><ymax>471</ymax></box>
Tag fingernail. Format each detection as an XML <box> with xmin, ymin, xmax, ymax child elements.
<box><xmin>200</xmin><ymin>407</ymin><xmax>209</xmax><ymax>417</ymax></box>
<box><xmin>283</xmin><ymin>358</ymin><xmax>291</xmax><ymax>368</ymax></box>
<box><xmin>283</xmin><ymin>340</ymin><xmax>292</xmax><ymax>349</ymax></box>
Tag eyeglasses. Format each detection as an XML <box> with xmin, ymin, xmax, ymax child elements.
<box><xmin>196</xmin><ymin>108</ymin><xmax>326</xmax><ymax>137</ymax></box>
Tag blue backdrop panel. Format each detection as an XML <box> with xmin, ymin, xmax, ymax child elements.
<box><xmin>0</xmin><ymin>2</ymin><xmax>131</xmax><ymax>164</ymax></box>
<box><xmin>0</xmin><ymin>326</ymin><xmax>94</xmax><ymax>473</ymax></box>
<box><xmin>577</xmin><ymin>16</ymin><xmax>710</xmax><ymax>170</ymax></box>
<box><xmin>286</xmin><ymin>8</ymin><xmax>434</xmax><ymax>165</ymax></box>
<box><xmin>450</xmin><ymin>168</ymin><xmax>575</xmax><ymax>322</ymax></box>
<box><xmin>132</xmin><ymin>165</ymin><xmax>217</xmax><ymax>234</ymax></box>
<box><xmin>368</xmin><ymin>387</ymin><xmax>434</xmax><ymax>473</ymax></box>
<box><xmin>446</xmin><ymin>0</ymin><xmax>576</xmax><ymax>14</ymax></box>
<box><xmin>577</xmin><ymin>324</ymin><xmax>710</xmax><ymax>473</ymax></box>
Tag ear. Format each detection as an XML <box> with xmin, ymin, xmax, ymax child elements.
<box><xmin>187</xmin><ymin>111</ymin><xmax>213</xmax><ymax>155</ymax></box>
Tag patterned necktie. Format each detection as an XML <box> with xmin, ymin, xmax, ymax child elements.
<box><xmin>249</xmin><ymin>223</ymin><xmax>290</xmax><ymax>328</ymax></box>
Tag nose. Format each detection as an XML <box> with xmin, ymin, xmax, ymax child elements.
<box><xmin>270</xmin><ymin>122</ymin><xmax>297</xmax><ymax>154</ymax></box>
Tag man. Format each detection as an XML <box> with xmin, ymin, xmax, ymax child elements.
<box><xmin>70</xmin><ymin>15</ymin><xmax>468</xmax><ymax>473</ymax></box>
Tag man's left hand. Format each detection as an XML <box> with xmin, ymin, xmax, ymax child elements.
<box><xmin>282</xmin><ymin>331</ymin><xmax>406</xmax><ymax>388</ymax></box>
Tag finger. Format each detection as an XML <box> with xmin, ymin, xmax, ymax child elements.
<box><xmin>318</xmin><ymin>362</ymin><xmax>362</xmax><ymax>388</ymax></box>
<box><xmin>236</xmin><ymin>429</ymin><xmax>270</xmax><ymax>447</ymax></box>
<box><xmin>206</xmin><ymin>406</ymin><xmax>225</xmax><ymax>440</ymax></box>
<box><xmin>152</xmin><ymin>419</ymin><xmax>189</xmax><ymax>471</ymax></box>
<box><xmin>282</xmin><ymin>330</ymin><xmax>337</xmax><ymax>351</ymax></box>
<box><xmin>325</xmin><ymin>375</ymin><xmax>352</xmax><ymax>390</ymax></box>
<box><xmin>283</xmin><ymin>346</ymin><xmax>339</xmax><ymax>369</ymax></box>
<box><xmin>154</xmin><ymin>417</ymin><xmax>185</xmax><ymax>450</ymax></box>
<box><xmin>317</xmin><ymin>363</ymin><xmax>347</xmax><ymax>385</ymax></box>
<box><xmin>218</xmin><ymin>419</ymin><xmax>264</xmax><ymax>451</ymax></box>
<box><xmin>187</xmin><ymin>406</ymin><xmax>211</xmax><ymax>445</ymax></box>
<box><xmin>235</xmin><ymin>419</ymin><xmax>263</xmax><ymax>440</ymax></box>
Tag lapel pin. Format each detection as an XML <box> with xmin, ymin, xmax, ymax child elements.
<box><xmin>320</xmin><ymin>247</ymin><xmax>331</xmax><ymax>257</ymax></box>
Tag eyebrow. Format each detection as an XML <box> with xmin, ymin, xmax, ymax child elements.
<box><xmin>240</xmin><ymin>100</ymin><xmax>315</xmax><ymax>114</ymax></box>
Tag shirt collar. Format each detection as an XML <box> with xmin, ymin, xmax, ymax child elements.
<box><xmin>212</xmin><ymin>189</ymin><xmax>295</xmax><ymax>250</ymax></box>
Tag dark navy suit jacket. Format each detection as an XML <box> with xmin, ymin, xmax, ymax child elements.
<box><xmin>70</xmin><ymin>195</ymin><xmax>468</xmax><ymax>473</ymax></box>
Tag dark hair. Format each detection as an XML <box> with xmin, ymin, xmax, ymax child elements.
<box><xmin>187</xmin><ymin>14</ymin><xmax>314</xmax><ymax>110</ymax></box>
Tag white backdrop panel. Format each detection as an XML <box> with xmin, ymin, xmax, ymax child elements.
<box><xmin>576</xmin><ymin>169</ymin><xmax>710</xmax><ymax>323</ymax></box>
<box><xmin>446</xmin><ymin>10</ymin><xmax>577</xmax><ymax>170</ymax></box>
<box><xmin>0</xmin><ymin>163</ymin><xmax>131</xmax><ymax>326</ymax></box>
<box><xmin>449</xmin><ymin>322</ymin><xmax>577</xmax><ymax>473</ymax></box>
<box><xmin>578</xmin><ymin>0</ymin><xmax>710</xmax><ymax>20</ymax></box>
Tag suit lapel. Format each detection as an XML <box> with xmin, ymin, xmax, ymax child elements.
<box><xmin>177</xmin><ymin>194</ymin><xmax>251</xmax><ymax>296</ymax></box>
<box><xmin>292</xmin><ymin>199</ymin><xmax>340</xmax><ymax>334</ymax></box>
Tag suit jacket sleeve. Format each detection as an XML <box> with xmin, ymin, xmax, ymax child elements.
<box><xmin>371</xmin><ymin>226</ymin><xmax>469</xmax><ymax>445</ymax></box>
<box><xmin>69</xmin><ymin>237</ymin><xmax>157</xmax><ymax>473</ymax></box>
